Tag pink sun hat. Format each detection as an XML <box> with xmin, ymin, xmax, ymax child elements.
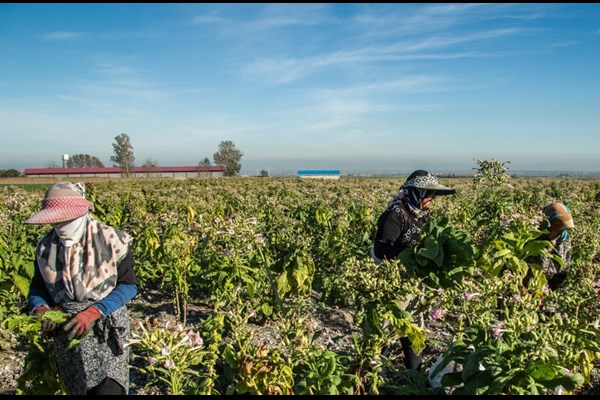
<box><xmin>24</xmin><ymin>182</ymin><xmax>94</xmax><ymax>225</ymax></box>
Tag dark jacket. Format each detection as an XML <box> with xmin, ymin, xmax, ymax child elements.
<box><xmin>373</xmin><ymin>199</ymin><xmax>429</xmax><ymax>261</ymax></box>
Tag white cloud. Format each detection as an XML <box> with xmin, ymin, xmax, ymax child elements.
<box><xmin>41</xmin><ymin>31</ymin><xmax>83</xmax><ymax>41</ymax></box>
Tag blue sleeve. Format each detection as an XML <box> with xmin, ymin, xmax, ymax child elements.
<box><xmin>95</xmin><ymin>283</ymin><xmax>138</xmax><ymax>316</ymax></box>
<box><xmin>27</xmin><ymin>287</ymin><xmax>51</xmax><ymax>311</ymax></box>
<box><xmin>27</xmin><ymin>259</ymin><xmax>53</xmax><ymax>311</ymax></box>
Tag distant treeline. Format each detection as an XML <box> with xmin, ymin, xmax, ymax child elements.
<box><xmin>0</xmin><ymin>169</ymin><xmax>22</xmax><ymax>178</ymax></box>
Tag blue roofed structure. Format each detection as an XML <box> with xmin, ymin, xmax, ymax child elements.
<box><xmin>297</xmin><ymin>170</ymin><xmax>341</xmax><ymax>179</ymax></box>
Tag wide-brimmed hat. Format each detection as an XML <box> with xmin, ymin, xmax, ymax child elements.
<box><xmin>24</xmin><ymin>182</ymin><xmax>94</xmax><ymax>225</ymax></box>
<box><xmin>401</xmin><ymin>170</ymin><xmax>456</xmax><ymax>195</ymax></box>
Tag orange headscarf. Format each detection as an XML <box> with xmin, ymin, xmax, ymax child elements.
<box><xmin>542</xmin><ymin>202</ymin><xmax>574</xmax><ymax>241</ymax></box>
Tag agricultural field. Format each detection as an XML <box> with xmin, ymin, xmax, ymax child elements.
<box><xmin>1</xmin><ymin>165</ymin><xmax>600</xmax><ymax>395</ymax></box>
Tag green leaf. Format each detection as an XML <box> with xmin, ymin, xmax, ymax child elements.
<box><xmin>261</xmin><ymin>303</ymin><xmax>273</xmax><ymax>317</ymax></box>
<box><xmin>493</xmin><ymin>249</ymin><xmax>512</xmax><ymax>258</ymax></box>
<box><xmin>432</xmin><ymin>245</ymin><xmax>444</xmax><ymax>267</ymax></box>
<box><xmin>522</xmin><ymin>240</ymin><xmax>552</xmax><ymax>256</ymax></box>
<box><xmin>365</xmin><ymin>304</ymin><xmax>383</xmax><ymax>336</ymax></box>
<box><xmin>13</xmin><ymin>274</ymin><xmax>31</xmax><ymax>297</ymax></box>
<box><xmin>418</xmin><ymin>237</ymin><xmax>440</xmax><ymax>260</ymax></box>
<box><xmin>291</xmin><ymin>261</ymin><xmax>309</xmax><ymax>287</ymax></box>
<box><xmin>415</xmin><ymin>252</ymin><xmax>429</xmax><ymax>267</ymax></box>
<box><xmin>276</xmin><ymin>273</ymin><xmax>291</xmax><ymax>296</ymax></box>
<box><xmin>528</xmin><ymin>363</ymin><xmax>557</xmax><ymax>381</ymax></box>
<box><xmin>323</xmin><ymin>356</ymin><xmax>337</xmax><ymax>377</ymax></box>
<box><xmin>552</xmin><ymin>373</ymin><xmax>585</xmax><ymax>390</ymax></box>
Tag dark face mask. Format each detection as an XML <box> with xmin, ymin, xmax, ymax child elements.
<box><xmin>404</xmin><ymin>187</ymin><xmax>435</xmax><ymax>210</ymax></box>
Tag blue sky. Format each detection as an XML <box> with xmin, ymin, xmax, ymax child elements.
<box><xmin>1</xmin><ymin>3</ymin><xmax>599</xmax><ymax>175</ymax></box>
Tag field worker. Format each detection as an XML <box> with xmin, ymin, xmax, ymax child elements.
<box><xmin>536</xmin><ymin>201</ymin><xmax>574</xmax><ymax>290</ymax></box>
<box><xmin>25</xmin><ymin>182</ymin><xmax>138</xmax><ymax>395</ymax></box>
<box><xmin>371</xmin><ymin>170</ymin><xmax>456</xmax><ymax>371</ymax></box>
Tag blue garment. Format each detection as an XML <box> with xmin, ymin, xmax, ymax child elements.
<box><xmin>27</xmin><ymin>283</ymin><xmax>137</xmax><ymax>317</ymax></box>
<box><xmin>95</xmin><ymin>284</ymin><xmax>137</xmax><ymax>316</ymax></box>
<box><xmin>27</xmin><ymin>286</ymin><xmax>50</xmax><ymax>310</ymax></box>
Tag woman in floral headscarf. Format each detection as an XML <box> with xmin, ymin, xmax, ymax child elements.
<box><xmin>370</xmin><ymin>170</ymin><xmax>456</xmax><ymax>371</ymax></box>
<box><xmin>25</xmin><ymin>182</ymin><xmax>138</xmax><ymax>395</ymax></box>
<box><xmin>372</xmin><ymin>170</ymin><xmax>456</xmax><ymax>263</ymax></box>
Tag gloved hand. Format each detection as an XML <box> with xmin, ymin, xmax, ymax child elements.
<box><xmin>62</xmin><ymin>305</ymin><xmax>101</xmax><ymax>341</ymax></box>
<box><xmin>32</xmin><ymin>305</ymin><xmax>58</xmax><ymax>333</ymax></box>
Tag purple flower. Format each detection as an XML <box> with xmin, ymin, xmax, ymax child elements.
<box><xmin>186</xmin><ymin>330</ymin><xmax>204</xmax><ymax>347</ymax></box>
<box><xmin>492</xmin><ymin>321</ymin><xmax>505</xmax><ymax>339</ymax></box>
<box><xmin>431</xmin><ymin>308</ymin><xmax>445</xmax><ymax>320</ymax></box>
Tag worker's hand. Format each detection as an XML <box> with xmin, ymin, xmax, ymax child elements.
<box><xmin>62</xmin><ymin>305</ymin><xmax>101</xmax><ymax>341</ymax></box>
<box><xmin>32</xmin><ymin>305</ymin><xmax>58</xmax><ymax>333</ymax></box>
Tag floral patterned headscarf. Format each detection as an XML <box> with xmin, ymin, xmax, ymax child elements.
<box><xmin>388</xmin><ymin>170</ymin><xmax>456</xmax><ymax>211</ymax></box>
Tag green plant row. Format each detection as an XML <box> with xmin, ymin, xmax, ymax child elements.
<box><xmin>1</xmin><ymin>162</ymin><xmax>599</xmax><ymax>394</ymax></box>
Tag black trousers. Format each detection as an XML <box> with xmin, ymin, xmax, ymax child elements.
<box><xmin>87</xmin><ymin>377</ymin><xmax>126</xmax><ymax>395</ymax></box>
<box><xmin>400</xmin><ymin>337</ymin><xmax>423</xmax><ymax>370</ymax></box>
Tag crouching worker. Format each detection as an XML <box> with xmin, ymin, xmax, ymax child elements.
<box><xmin>371</xmin><ymin>170</ymin><xmax>456</xmax><ymax>370</ymax></box>
<box><xmin>25</xmin><ymin>182</ymin><xmax>138</xmax><ymax>395</ymax></box>
<box><xmin>535</xmin><ymin>201</ymin><xmax>575</xmax><ymax>290</ymax></box>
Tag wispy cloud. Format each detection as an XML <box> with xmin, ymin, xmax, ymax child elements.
<box><xmin>42</xmin><ymin>29</ymin><xmax>166</xmax><ymax>42</ymax></box>
<box><xmin>353</xmin><ymin>3</ymin><xmax>541</xmax><ymax>39</ymax></box>
<box><xmin>295</xmin><ymin>77</ymin><xmax>447</xmax><ymax>133</ymax></box>
<box><xmin>243</xmin><ymin>26</ymin><xmax>524</xmax><ymax>85</ymax></box>
<box><xmin>191</xmin><ymin>13</ymin><xmax>224</xmax><ymax>25</ymax></box>
<box><xmin>91</xmin><ymin>61</ymin><xmax>132</xmax><ymax>76</ymax></box>
<box><xmin>73</xmin><ymin>78</ymin><xmax>174</xmax><ymax>102</ymax></box>
<box><xmin>191</xmin><ymin>3</ymin><xmax>333</xmax><ymax>32</ymax></box>
<box><xmin>42</xmin><ymin>31</ymin><xmax>83</xmax><ymax>41</ymax></box>
<box><xmin>96</xmin><ymin>30</ymin><xmax>167</xmax><ymax>40</ymax></box>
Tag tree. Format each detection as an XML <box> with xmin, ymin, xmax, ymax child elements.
<box><xmin>199</xmin><ymin>157</ymin><xmax>211</xmax><ymax>167</ymax></box>
<box><xmin>67</xmin><ymin>154</ymin><xmax>105</xmax><ymax>168</ymax></box>
<box><xmin>142</xmin><ymin>158</ymin><xmax>159</xmax><ymax>178</ymax></box>
<box><xmin>213</xmin><ymin>140</ymin><xmax>243</xmax><ymax>177</ymax></box>
<box><xmin>110</xmin><ymin>133</ymin><xmax>135</xmax><ymax>177</ymax></box>
<box><xmin>0</xmin><ymin>169</ymin><xmax>21</xmax><ymax>177</ymax></box>
<box><xmin>142</xmin><ymin>158</ymin><xmax>159</xmax><ymax>168</ymax></box>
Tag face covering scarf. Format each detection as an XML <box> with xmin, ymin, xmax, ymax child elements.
<box><xmin>53</xmin><ymin>214</ymin><xmax>88</xmax><ymax>246</ymax></box>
